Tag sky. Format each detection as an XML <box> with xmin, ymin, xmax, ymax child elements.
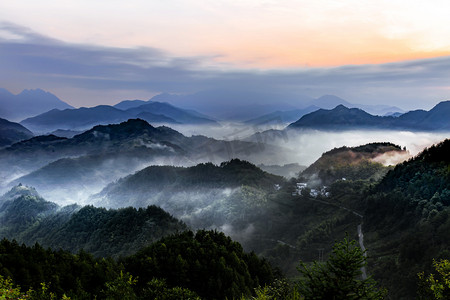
<box><xmin>1</xmin><ymin>0</ymin><xmax>450</xmax><ymax>110</ymax></box>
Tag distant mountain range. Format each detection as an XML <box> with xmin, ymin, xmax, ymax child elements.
<box><xmin>244</xmin><ymin>95</ymin><xmax>405</xmax><ymax>125</ymax></box>
<box><xmin>306</xmin><ymin>95</ymin><xmax>405</xmax><ymax>116</ymax></box>
<box><xmin>288</xmin><ymin>101</ymin><xmax>450</xmax><ymax>131</ymax></box>
<box><xmin>244</xmin><ymin>106</ymin><xmax>320</xmax><ymax>125</ymax></box>
<box><xmin>21</xmin><ymin>100</ymin><xmax>219</xmax><ymax>133</ymax></box>
<box><xmin>0</xmin><ymin>88</ymin><xmax>73</xmax><ymax>121</ymax></box>
<box><xmin>0</xmin><ymin>117</ymin><xmax>34</xmax><ymax>147</ymax></box>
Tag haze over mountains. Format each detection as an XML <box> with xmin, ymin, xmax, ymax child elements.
<box><xmin>20</xmin><ymin>100</ymin><xmax>219</xmax><ymax>134</ymax></box>
<box><xmin>288</xmin><ymin>101</ymin><xmax>450</xmax><ymax>131</ymax></box>
<box><xmin>0</xmin><ymin>83</ymin><xmax>449</xmax><ymax>298</ymax></box>
<box><xmin>0</xmin><ymin>117</ymin><xmax>34</xmax><ymax>147</ymax></box>
<box><xmin>0</xmin><ymin>119</ymin><xmax>292</xmax><ymax>204</ymax></box>
<box><xmin>0</xmin><ymin>88</ymin><xmax>73</xmax><ymax>121</ymax></box>
<box><xmin>0</xmin><ymin>88</ymin><xmax>407</xmax><ymax>129</ymax></box>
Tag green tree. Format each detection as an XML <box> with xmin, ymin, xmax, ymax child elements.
<box><xmin>103</xmin><ymin>271</ymin><xmax>137</xmax><ymax>300</ymax></box>
<box><xmin>140</xmin><ymin>278</ymin><xmax>200</xmax><ymax>300</ymax></box>
<box><xmin>418</xmin><ymin>259</ymin><xmax>450</xmax><ymax>299</ymax></box>
<box><xmin>0</xmin><ymin>275</ymin><xmax>30</xmax><ymax>299</ymax></box>
<box><xmin>297</xmin><ymin>236</ymin><xmax>386</xmax><ymax>299</ymax></box>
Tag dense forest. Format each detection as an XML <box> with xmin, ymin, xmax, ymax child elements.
<box><xmin>363</xmin><ymin>139</ymin><xmax>450</xmax><ymax>299</ymax></box>
<box><xmin>0</xmin><ymin>231</ymin><xmax>276</xmax><ymax>299</ymax></box>
<box><xmin>0</xmin><ymin>140</ymin><xmax>449</xmax><ymax>299</ymax></box>
<box><xmin>0</xmin><ymin>186</ymin><xmax>187</xmax><ymax>258</ymax></box>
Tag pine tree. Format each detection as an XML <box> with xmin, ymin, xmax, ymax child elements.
<box><xmin>297</xmin><ymin>236</ymin><xmax>386</xmax><ymax>300</ymax></box>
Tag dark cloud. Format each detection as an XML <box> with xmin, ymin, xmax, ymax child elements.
<box><xmin>1</xmin><ymin>21</ymin><xmax>449</xmax><ymax>110</ymax></box>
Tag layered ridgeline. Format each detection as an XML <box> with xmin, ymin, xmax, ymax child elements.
<box><xmin>91</xmin><ymin>159</ymin><xmax>285</xmax><ymax>229</ymax></box>
<box><xmin>0</xmin><ymin>117</ymin><xmax>34</xmax><ymax>147</ymax></box>
<box><xmin>1</xmin><ymin>119</ymin><xmax>288</xmax><ymax>204</ymax></box>
<box><xmin>288</xmin><ymin>101</ymin><xmax>450</xmax><ymax>131</ymax></box>
<box><xmin>299</xmin><ymin>142</ymin><xmax>409</xmax><ymax>186</ymax></box>
<box><xmin>20</xmin><ymin>100</ymin><xmax>218</xmax><ymax>133</ymax></box>
<box><xmin>363</xmin><ymin>139</ymin><xmax>450</xmax><ymax>299</ymax></box>
<box><xmin>0</xmin><ymin>184</ymin><xmax>186</xmax><ymax>258</ymax></box>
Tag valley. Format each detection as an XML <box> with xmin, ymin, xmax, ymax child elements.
<box><xmin>0</xmin><ymin>89</ymin><xmax>449</xmax><ymax>299</ymax></box>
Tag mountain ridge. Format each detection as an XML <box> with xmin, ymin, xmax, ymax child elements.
<box><xmin>0</xmin><ymin>117</ymin><xmax>34</xmax><ymax>147</ymax></box>
<box><xmin>288</xmin><ymin>101</ymin><xmax>450</xmax><ymax>131</ymax></box>
<box><xmin>21</xmin><ymin>101</ymin><xmax>218</xmax><ymax>133</ymax></box>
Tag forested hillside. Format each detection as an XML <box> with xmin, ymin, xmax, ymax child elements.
<box><xmin>91</xmin><ymin>159</ymin><xmax>285</xmax><ymax>229</ymax></box>
<box><xmin>0</xmin><ymin>185</ymin><xmax>187</xmax><ymax>258</ymax></box>
<box><xmin>0</xmin><ymin>230</ymin><xmax>276</xmax><ymax>299</ymax></box>
<box><xmin>300</xmin><ymin>142</ymin><xmax>407</xmax><ymax>185</ymax></box>
<box><xmin>1</xmin><ymin>140</ymin><xmax>449</xmax><ymax>299</ymax></box>
<box><xmin>363</xmin><ymin>139</ymin><xmax>450</xmax><ymax>299</ymax></box>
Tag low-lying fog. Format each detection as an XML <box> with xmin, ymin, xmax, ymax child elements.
<box><xmin>1</xmin><ymin>121</ymin><xmax>448</xmax><ymax>207</ymax></box>
<box><xmin>170</xmin><ymin>123</ymin><xmax>449</xmax><ymax>166</ymax></box>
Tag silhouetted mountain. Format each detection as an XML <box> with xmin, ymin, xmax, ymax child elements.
<box><xmin>400</xmin><ymin>100</ymin><xmax>450</xmax><ymax>130</ymax></box>
<box><xmin>113</xmin><ymin>99</ymin><xmax>148</xmax><ymax>110</ymax></box>
<box><xmin>305</xmin><ymin>95</ymin><xmax>404</xmax><ymax>116</ymax></box>
<box><xmin>383</xmin><ymin>111</ymin><xmax>403</xmax><ymax>117</ymax></box>
<box><xmin>309</xmin><ymin>95</ymin><xmax>354</xmax><ymax>109</ymax></box>
<box><xmin>244</xmin><ymin>106</ymin><xmax>320</xmax><ymax>124</ymax></box>
<box><xmin>0</xmin><ymin>88</ymin><xmax>73</xmax><ymax>121</ymax></box>
<box><xmin>135</xmin><ymin>111</ymin><xmax>180</xmax><ymax>124</ymax></box>
<box><xmin>148</xmin><ymin>90</ymin><xmax>308</xmax><ymax>120</ymax></box>
<box><xmin>125</xmin><ymin>101</ymin><xmax>218</xmax><ymax>125</ymax></box>
<box><xmin>21</xmin><ymin>105</ymin><xmax>132</xmax><ymax>133</ymax></box>
<box><xmin>20</xmin><ymin>100</ymin><xmax>218</xmax><ymax>133</ymax></box>
<box><xmin>0</xmin><ymin>117</ymin><xmax>34</xmax><ymax>147</ymax></box>
<box><xmin>288</xmin><ymin>101</ymin><xmax>450</xmax><ymax>131</ymax></box>
<box><xmin>288</xmin><ymin>105</ymin><xmax>384</xmax><ymax>129</ymax></box>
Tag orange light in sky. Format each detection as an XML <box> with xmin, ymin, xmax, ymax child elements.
<box><xmin>1</xmin><ymin>0</ymin><xmax>450</xmax><ymax>68</ymax></box>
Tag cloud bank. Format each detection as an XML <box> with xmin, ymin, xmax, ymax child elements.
<box><xmin>1</xmin><ymin>22</ymin><xmax>450</xmax><ymax>110</ymax></box>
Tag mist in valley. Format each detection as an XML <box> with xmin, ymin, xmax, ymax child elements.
<box><xmin>2</xmin><ymin>121</ymin><xmax>447</xmax><ymax>209</ymax></box>
<box><xmin>1</xmin><ymin>121</ymin><xmax>447</xmax><ymax>261</ymax></box>
<box><xmin>170</xmin><ymin>123</ymin><xmax>448</xmax><ymax>166</ymax></box>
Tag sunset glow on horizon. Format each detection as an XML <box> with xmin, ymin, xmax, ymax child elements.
<box><xmin>1</xmin><ymin>0</ymin><xmax>450</xmax><ymax>108</ymax></box>
<box><xmin>2</xmin><ymin>0</ymin><xmax>450</xmax><ymax>68</ymax></box>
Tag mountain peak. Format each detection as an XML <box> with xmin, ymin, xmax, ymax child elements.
<box><xmin>333</xmin><ymin>104</ymin><xmax>349</xmax><ymax>110</ymax></box>
<box><xmin>1</xmin><ymin>184</ymin><xmax>42</xmax><ymax>203</ymax></box>
<box><xmin>0</xmin><ymin>87</ymin><xmax>73</xmax><ymax>121</ymax></box>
